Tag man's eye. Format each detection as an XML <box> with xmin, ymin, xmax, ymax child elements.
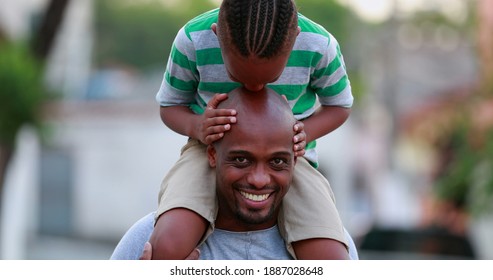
<box><xmin>234</xmin><ymin>157</ymin><xmax>248</xmax><ymax>164</ymax></box>
<box><xmin>271</xmin><ymin>158</ymin><xmax>287</xmax><ymax>167</ymax></box>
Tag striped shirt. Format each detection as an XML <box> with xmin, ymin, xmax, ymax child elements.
<box><xmin>156</xmin><ymin>8</ymin><xmax>353</xmax><ymax>166</ymax></box>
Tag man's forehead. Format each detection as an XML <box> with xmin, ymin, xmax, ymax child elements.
<box><xmin>215</xmin><ymin>86</ymin><xmax>295</xmax><ymax>152</ymax></box>
<box><xmin>225</xmin><ymin>147</ymin><xmax>292</xmax><ymax>156</ymax></box>
<box><xmin>220</xmin><ymin>128</ymin><xmax>293</xmax><ymax>156</ymax></box>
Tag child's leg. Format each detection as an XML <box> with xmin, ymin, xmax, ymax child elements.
<box><xmin>291</xmin><ymin>238</ymin><xmax>349</xmax><ymax>260</ymax></box>
<box><xmin>150</xmin><ymin>139</ymin><xmax>216</xmax><ymax>259</ymax></box>
<box><xmin>150</xmin><ymin>208</ymin><xmax>207</xmax><ymax>259</ymax></box>
<box><xmin>280</xmin><ymin>157</ymin><xmax>349</xmax><ymax>260</ymax></box>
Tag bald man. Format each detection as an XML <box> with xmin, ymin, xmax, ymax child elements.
<box><xmin>111</xmin><ymin>87</ymin><xmax>357</xmax><ymax>260</ymax></box>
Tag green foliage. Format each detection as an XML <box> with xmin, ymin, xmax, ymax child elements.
<box><xmin>296</xmin><ymin>0</ymin><xmax>364</xmax><ymax>104</ymax></box>
<box><xmin>433</xmin><ymin>111</ymin><xmax>493</xmax><ymax>216</ymax></box>
<box><xmin>422</xmin><ymin>0</ymin><xmax>493</xmax><ymax>216</ymax></box>
<box><xmin>296</xmin><ymin>0</ymin><xmax>355</xmax><ymax>45</ymax></box>
<box><xmin>94</xmin><ymin>0</ymin><xmax>362</xmax><ymax>70</ymax></box>
<box><xmin>0</xmin><ymin>43</ymin><xmax>46</xmax><ymax>146</ymax></box>
<box><xmin>433</xmin><ymin>120</ymin><xmax>474</xmax><ymax>206</ymax></box>
<box><xmin>94</xmin><ymin>0</ymin><xmax>216</xmax><ymax>70</ymax></box>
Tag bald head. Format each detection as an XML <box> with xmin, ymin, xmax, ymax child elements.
<box><xmin>217</xmin><ymin>87</ymin><xmax>295</xmax><ymax>141</ymax></box>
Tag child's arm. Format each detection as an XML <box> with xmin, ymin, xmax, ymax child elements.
<box><xmin>294</xmin><ymin>105</ymin><xmax>350</xmax><ymax>149</ymax></box>
<box><xmin>160</xmin><ymin>93</ymin><xmax>237</xmax><ymax>144</ymax></box>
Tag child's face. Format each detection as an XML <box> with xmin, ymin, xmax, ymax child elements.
<box><xmin>221</xmin><ymin>47</ymin><xmax>290</xmax><ymax>92</ymax></box>
<box><xmin>213</xmin><ymin>22</ymin><xmax>296</xmax><ymax>92</ymax></box>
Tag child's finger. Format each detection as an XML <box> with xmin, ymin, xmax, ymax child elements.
<box><xmin>185</xmin><ymin>248</ymin><xmax>200</xmax><ymax>260</ymax></box>
<box><xmin>139</xmin><ymin>242</ymin><xmax>152</xmax><ymax>260</ymax></box>
<box><xmin>205</xmin><ymin>132</ymin><xmax>225</xmax><ymax>144</ymax></box>
<box><xmin>207</xmin><ymin>93</ymin><xmax>229</xmax><ymax>109</ymax></box>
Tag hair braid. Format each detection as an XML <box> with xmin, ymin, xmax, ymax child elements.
<box><xmin>253</xmin><ymin>0</ymin><xmax>269</xmax><ymax>54</ymax></box>
<box><xmin>248</xmin><ymin>0</ymin><xmax>260</xmax><ymax>54</ymax></box>
<box><xmin>219</xmin><ymin>0</ymin><xmax>297</xmax><ymax>59</ymax></box>
<box><xmin>225</xmin><ymin>0</ymin><xmax>250</xmax><ymax>56</ymax></box>
<box><xmin>260</xmin><ymin>0</ymin><xmax>294</xmax><ymax>58</ymax></box>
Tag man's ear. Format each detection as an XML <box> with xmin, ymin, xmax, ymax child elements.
<box><xmin>207</xmin><ymin>144</ymin><xmax>217</xmax><ymax>168</ymax></box>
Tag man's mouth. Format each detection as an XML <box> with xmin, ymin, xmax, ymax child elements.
<box><xmin>239</xmin><ymin>191</ymin><xmax>270</xmax><ymax>202</ymax></box>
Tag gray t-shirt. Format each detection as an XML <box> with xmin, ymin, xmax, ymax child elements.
<box><xmin>199</xmin><ymin>226</ymin><xmax>292</xmax><ymax>260</ymax></box>
<box><xmin>110</xmin><ymin>212</ymin><xmax>358</xmax><ymax>260</ymax></box>
<box><xmin>110</xmin><ymin>212</ymin><xmax>291</xmax><ymax>260</ymax></box>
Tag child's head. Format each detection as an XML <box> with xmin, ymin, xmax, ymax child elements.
<box><xmin>214</xmin><ymin>0</ymin><xmax>299</xmax><ymax>92</ymax></box>
<box><xmin>217</xmin><ymin>0</ymin><xmax>298</xmax><ymax>59</ymax></box>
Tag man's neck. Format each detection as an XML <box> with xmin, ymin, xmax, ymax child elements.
<box><xmin>214</xmin><ymin>212</ymin><xmax>278</xmax><ymax>232</ymax></box>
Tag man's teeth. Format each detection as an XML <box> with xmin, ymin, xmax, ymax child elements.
<box><xmin>240</xmin><ymin>191</ymin><xmax>269</xmax><ymax>202</ymax></box>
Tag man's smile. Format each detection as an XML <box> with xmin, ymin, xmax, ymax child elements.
<box><xmin>239</xmin><ymin>191</ymin><xmax>271</xmax><ymax>202</ymax></box>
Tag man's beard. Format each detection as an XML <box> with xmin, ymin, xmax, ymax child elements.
<box><xmin>234</xmin><ymin>207</ymin><xmax>276</xmax><ymax>225</ymax></box>
<box><xmin>233</xmin><ymin>196</ymin><xmax>277</xmax><ymax>225</ymax></box>
<box><xmin>229</xmin><ymin>182</ymin><xmax>281</xmax><ymax>225</ymax></box>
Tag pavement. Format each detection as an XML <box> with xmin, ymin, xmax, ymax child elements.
<box><xmin>25</xmin><ymin>235</ymin><xmax>118</xmax><ymax>260</ymax></box>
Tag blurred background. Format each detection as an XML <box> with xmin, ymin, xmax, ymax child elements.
<box><xmin>0</xmin><ymin>0</ymin><xmax>492</xmax><ymax>260</ymax></box>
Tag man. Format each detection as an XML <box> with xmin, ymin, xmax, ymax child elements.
<box><xmin>111</xmin><ymin>87</ymin><xmax>357</xmax><ymax>260</ymax></box>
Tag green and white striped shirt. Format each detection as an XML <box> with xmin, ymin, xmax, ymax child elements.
<box><xmin>156</xmin><ymin>8</ymin><xmax>353</xmax><ymax>166</ymax></box>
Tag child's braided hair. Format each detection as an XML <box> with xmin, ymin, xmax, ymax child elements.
<box><xmin>218</xmin><ymin>0</ymin><xmax>298</xmax><ymax>59</ymax></box>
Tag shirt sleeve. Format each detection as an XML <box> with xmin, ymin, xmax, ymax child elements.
<box><xmin>310</xmin><ymin>33</ymin><xmax>353</xmax><ymax>108</ymax></box>
<box><xmin>110</xmin><ymin>212</ymin><xmax>154</xmax><ymax>260</ymax></box>
<box><xmin>156</xmin><ymin>27</ymin><xmax>199</xmax><ymax>107</ymax></box>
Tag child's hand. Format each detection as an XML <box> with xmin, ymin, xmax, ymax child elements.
<box><xmin>197</xmin><ymin>93</ymin><xmax>237</xmax><ymax>145</ymax></box>
<box><xmin>139</xmin><ymin>242</ymin><xmax>200</xmax><ymax>260</ymax></box>
<box><xmin>293</xmin><ymin>121</ymin><xmax>306</xmax><ymax>157</ymax></box>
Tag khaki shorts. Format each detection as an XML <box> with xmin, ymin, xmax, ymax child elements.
<box><xmin>156</xmin><ymin>139</ymin><xmax>348</xmax><ymax>254</ymax></box>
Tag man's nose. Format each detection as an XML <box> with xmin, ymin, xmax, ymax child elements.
<box><xmin>246</xmin><ymin>164</ymin><xmax>271</xmax><ymax>188</ymax></box>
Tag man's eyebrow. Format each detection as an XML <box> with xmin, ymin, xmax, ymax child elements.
<box><xmin>227</xmin><ymin>150</ymin><xmax>251</xmax><ymax>155</ymax></box>
<box><xmin>227</xmin><ymin>150</ymin><xmax>292</xmax><ymax>157</ymax></box>
<box><xmin>271</xmin><ymin>151</ymin><xmax>292</xmax><ymax>157</ymax></box>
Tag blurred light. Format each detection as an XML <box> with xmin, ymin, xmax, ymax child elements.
<box><xmin>337</xmin><ymin>0</ymin><xmax>394</xmax><ymax>23</ymax></box>
<box><xmin>396</xmin><ymin>0</ymin><xmax>427</xmax><ymax>18</ymax></box>
<box><xmin>439</xmin><ymin>0</ymin><xmax>469</xmax><ymax>25</ymax></box>
<box><xmin>398</xmin><ymin>23</ymin><xmax>423</xmax><ymax>50</ymax></box>
<box><xmin>435</xmin><ymin>24</ymin><xmax>461</xmax><ymax>51</ymax></box>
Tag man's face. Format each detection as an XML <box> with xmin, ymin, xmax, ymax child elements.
<box><xmin>208</xmin><ymin>110</ymin><xmax>296</xmax><ymax>231</ymax></box>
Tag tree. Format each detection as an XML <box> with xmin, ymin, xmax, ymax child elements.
<box><xmin>0</xmin><ymin>0</ymin><xmax>70</xmax><ymax>210</ymax></box>
<box><xmin>31</xmin><ymin>0</ymin><xmax>70</xmax><ymax>62</ymax></box>
<box><xmin>94</xmin><ymin>0</ymin><xmax>216</xmax><ymax>71</ymax></box>
<box><xmin>420</xmin><ymin>0</ymin><xmax>493</xmax><ymax>217</ymax></box>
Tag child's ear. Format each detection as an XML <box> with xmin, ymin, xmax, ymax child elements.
<box><xmin>207</xmin><ymin>144</ymin><xmax>217</xmax><ymax>168</ymax></box>
<box><xmin>211</xmin><ymin>23</ymin><xmax>217</xmax><ymax>35</ymax></box>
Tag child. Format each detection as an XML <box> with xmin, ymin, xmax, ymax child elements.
<box><xmin>150</xmin><ymin>0</ymin><xmax>353</xmax><ymax>259</ymax></box>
